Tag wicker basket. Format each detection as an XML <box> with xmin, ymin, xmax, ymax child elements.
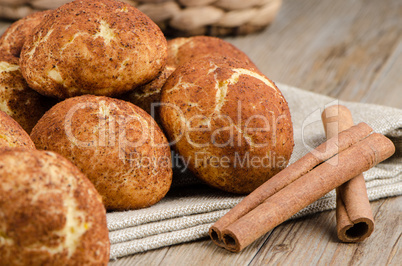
<box><xmin>0</xmin><ymin>0</ymin><xmax>282</xmax><ymax>36</ymax></box>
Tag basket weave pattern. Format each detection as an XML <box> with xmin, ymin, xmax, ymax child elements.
<box><xmin>0</xmin><ymin>0</ymin><xmax>281</xmax><ymax>36</ymax></box>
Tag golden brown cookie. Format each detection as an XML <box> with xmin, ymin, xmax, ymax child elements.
<box><xmin>0</xmin><ymin>10</ymin><xmax>52</xmax><ymax>58</ymax></box>
<box><xmin>167</xmin><ymin>36</ymin><xmax>257</xmax><ymax>68</ymax></box>
<box><xmin>0</xmin><ymin>54</ymin><xmax>52</xmax><ymax>133</ymax></box>
<box><xmin>160</xmin><ymin>56</ymin><xmax>294</xmax><ymax>194</ymax></box>
<box><xmin>20</xmin><ymin>0</ymin><xmax>167</xmax><ymax>99</ymax></box>
<box><xmin>0</xmin><ymin>110</ymin><xmax>35</xmax><ymax>149</ymax></box>
<box><xmin>0</xmin><ymin>148</ymin><xmax>110</xmax><ymax>265</ymax></box>
<box><xmin>31</xmin><ymin>95</ymin><xmax>172</xmax><ymax>211</ymax></box>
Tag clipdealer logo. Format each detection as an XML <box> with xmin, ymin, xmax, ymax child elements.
<box><xmin>153</xmin><ymin>100</ymin><xmax>288</xmax><ymax>149</ymax></box>
<box><xmin>63</xmin><ymin>99</ymin><xmax>290</xmax><ymax>167</ymax></box>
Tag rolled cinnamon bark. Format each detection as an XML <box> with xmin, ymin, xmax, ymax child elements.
<box><xmin>210</xmin><ymin>122</ymin><xmax>373</xmax><ymax>247</ymax></box>
<box><xmin>322</xmin><ymin>105</ymin><xmax>374</xmax><ymax>242</ymax></box>
<box><xmin>219</xmin><ymin>132</ymin><xmax>394</xmax><ymax>252</ymax></box>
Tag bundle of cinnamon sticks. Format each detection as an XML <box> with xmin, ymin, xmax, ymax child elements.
<box><xmin>209</xmin><ymin>105</ymin><xmax>395</xmax><ymax>252</ymax></box>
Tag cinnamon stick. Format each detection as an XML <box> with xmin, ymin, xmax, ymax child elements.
<box><xmin>210</xmin><ymin>125</ymin><xmax>395</xmax><ymax>252</ymax></box>
<box><xmin>322</xmin><ymin>105</ymin><xmax>374</xmax><ymax>242</ymax></box>
<box><xmin>220</xmin><ymin>133</ymin><xmax>394</xmax><ymax>252</ymax></box>
<box><xmin>210</xmin><ymin>122</ymin><xmax>373</xmax><ymax>247</ymax></box>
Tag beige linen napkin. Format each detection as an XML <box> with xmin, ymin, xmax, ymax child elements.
<box><xmin>107</xmin><ymin>83</ymin><xmax>402</xmax><ymax>259</ymax></box>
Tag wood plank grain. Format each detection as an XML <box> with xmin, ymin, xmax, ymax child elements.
<box><xmin>225</xmin><ymin>0</ymin><xmax>402</xmax><ymax>108</ymax></box>
<box><xmin>109</xmin><ymin>248</ymin><xmax>168</xmax><ymax>266</ymax></box>
<box><xmin>156</xmin><ymin>234</ymin><xmax>268</xmax><ymax>266</ymax></box>
<box><xmin>357</xmin><ymin>38</ymin><xmax>402</xmax><ymax>108</ymax></box>
<box><xmin>109</xmin><ymin>233</ymin><xmax>271</xmax><ymax>266</ymax></box>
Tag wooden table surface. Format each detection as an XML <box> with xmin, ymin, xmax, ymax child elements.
<box><xmin>1</xmin><ymin>0</ymin><xmax>401</xmax><ymax>265</ymax></box>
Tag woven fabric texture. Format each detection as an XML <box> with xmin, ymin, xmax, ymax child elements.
<box><xmin>107</xmin><ymin>83</ymin><xmax>402</xmax><ymax>259</ymax></box>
